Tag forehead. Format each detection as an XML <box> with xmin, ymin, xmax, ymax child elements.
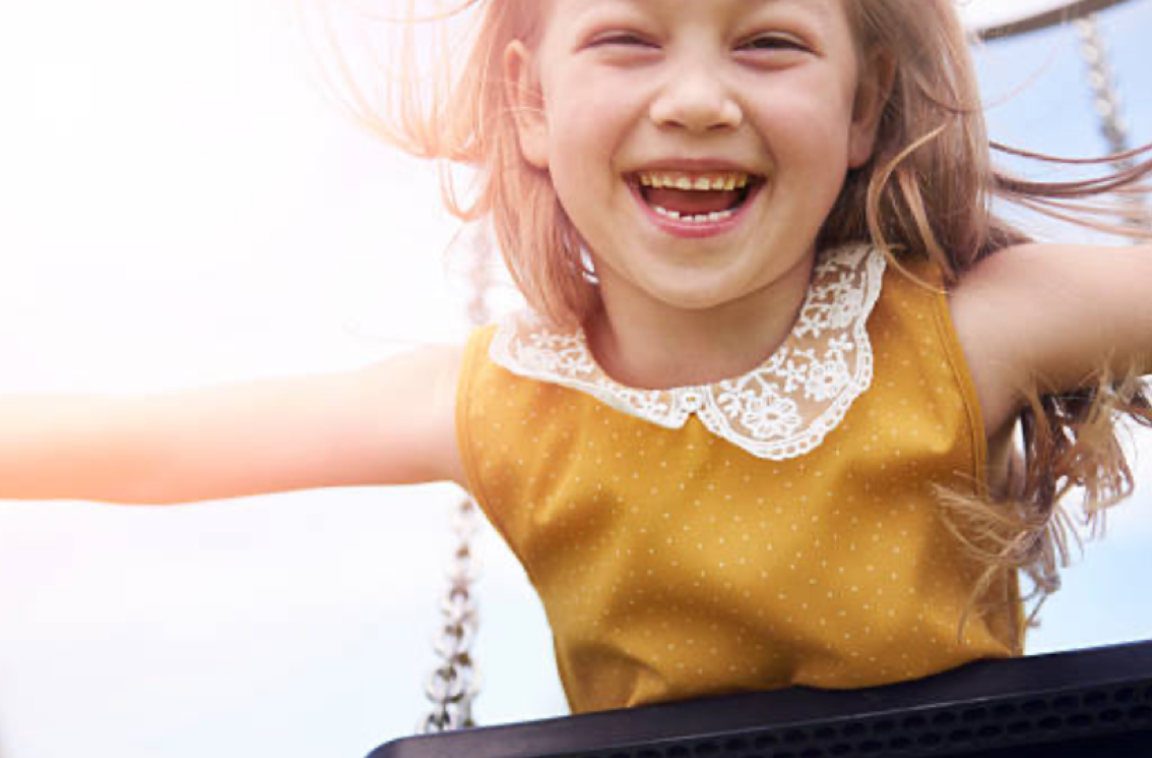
<box><xmin>539</xmin><ymin>0</ymin><xmax>847</xmax><ymax>28</ymax></box>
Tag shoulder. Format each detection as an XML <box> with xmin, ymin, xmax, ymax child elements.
<box><xmin>948</xmin><ymin>242</ymin><xmax>1152</xmax><ymax>435</ymax></box>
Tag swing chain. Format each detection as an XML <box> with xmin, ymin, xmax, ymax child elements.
<box><xmin>1074</xmin><ymin>12</ymin><xmax>1150</xmax><ymax>235</ymax></box>
<box><xmin>419</xmin><ymin>226</ymin><xmax>493</xmax><ymax>734</ymax></box>
<box><xmin>419</xmin><ymin>496</ymin><xmax>483</xmax><ymax>734</ymax></box>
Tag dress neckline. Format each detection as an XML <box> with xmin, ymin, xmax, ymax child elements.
<box><xmin>488</xmin><ymin>243</ymin><xmax>887</xmax><ymax>460</ymax></box>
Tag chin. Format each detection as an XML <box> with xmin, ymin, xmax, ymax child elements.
<box><xmin>650</xmin><ymin>286</ymin><xmax>749</xmax><ymax>313</ymax></box>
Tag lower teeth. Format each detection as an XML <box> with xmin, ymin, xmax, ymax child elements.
<box><xmin>653</xmin><ymin>205</ymin><xmax>736</xmax><ymax>223</ymax></box>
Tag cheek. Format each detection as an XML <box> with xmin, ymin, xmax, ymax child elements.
<box><xmin>547</xmin><ymin>103</ymin><xmax>631</xmax><ymax>208</ymax></box>
<box><xmin>547</xmin><ymin>71</ymin><xmax>636</xmax><ymax>163</ymax></box>
<box><xmin>753</xmin><ymin>95</ymin><xmax>854</xmax><ymax>169</ymax></box>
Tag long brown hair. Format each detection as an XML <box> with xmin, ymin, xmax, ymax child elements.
<box><xmin>308</xmin><ymin>0</ymin><xmax>1152</xmax><ymax>629</ymax></box>
<box><xmin>837</xmin><ymin>0</ymin><xmax>1152</xmax><ymax>632</ymax></box>
<box><xmin>302</xmin><ymin>0</ymin><xmax>595</xmax><ymax>326</ymax></box>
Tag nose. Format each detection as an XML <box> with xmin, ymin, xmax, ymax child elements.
<box><xmin>648</xmin><ymin>63</ymin><xmax>743</xmax><ymax>133</ymax></box>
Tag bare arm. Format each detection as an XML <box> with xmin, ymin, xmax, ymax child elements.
<box><xmin>0</xmin><ymin>345</ymin><xmax>464</xmax><ymax>504</ymax></box>
<box><xmin>950</xmin><ymin>243</ymin><xmax>1152</xmax><ymax>437</ymax></box>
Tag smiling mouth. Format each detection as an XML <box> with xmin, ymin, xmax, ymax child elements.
<box><xmin>630</xmin><ymin>170</ymin><xmax>764</xmax><ymax>223</ymax></box>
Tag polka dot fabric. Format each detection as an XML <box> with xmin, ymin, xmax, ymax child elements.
<box><xmin>456</xmin><ymin>257</ymin><xmax>1024</xmax><ymax>714</ymax></box>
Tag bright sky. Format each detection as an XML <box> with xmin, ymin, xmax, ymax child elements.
<box><xmin>0</xmin><ymin>1</ymin><xmax>1149</xmax><ymax>757</ymax></box>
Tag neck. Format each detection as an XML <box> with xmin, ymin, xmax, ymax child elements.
<box><xmin>585</xmin><ymin>256</ymin><xmax>815</xmax><ymax>390</ymax></box>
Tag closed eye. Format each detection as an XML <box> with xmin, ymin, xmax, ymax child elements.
<box><xmin>738</xmin><ymin>34</ymin><xmax>809</xmax><ymax>53</ymax></box>
<box><xmin>590</xmin><ymin>32</ymin><xmax>657</xmax><ymax>48</ymax></box>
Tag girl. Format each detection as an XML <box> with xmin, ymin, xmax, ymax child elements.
<box><xmin>5</xmin><ymin>0</ymin><xmax>1152</xmax><ymax>718</ymax></box>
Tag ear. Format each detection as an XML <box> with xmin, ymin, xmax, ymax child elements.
<box><xmin>848</xmin><ymin>49</ymin><xmax>896</xmax><ymax>168</ymax></box>
<box><xmin>504</xmin><ymin>40</ymin><xmax>549</xmax><ymax>170</ymax></box>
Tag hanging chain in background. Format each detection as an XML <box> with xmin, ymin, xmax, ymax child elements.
<box><xmin>418</xmin><ymin>229</ymin><xmax>492</xmax><ymax>734</ymax></box>
<box><xmin>1075</xmin><ymin>12</ymin><xmax>1151</xmax><ymax>237</ymax></box>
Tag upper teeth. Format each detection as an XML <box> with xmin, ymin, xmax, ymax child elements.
<box><xmin>637</xmin><ymin>171</ymin><xmax>751</xmax><ymax>191</ymax></box>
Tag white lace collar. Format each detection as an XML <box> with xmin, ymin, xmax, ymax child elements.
<box><xmin>489</xmin><ymin>243</ymin><xmax>887</xmax><ymax>460</ymax></box>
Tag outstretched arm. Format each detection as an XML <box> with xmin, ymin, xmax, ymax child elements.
<box><xmin>950</xmin><ymin>242</ymin><xmax>1152</xmax><ymax>437</ymax></box>
<box><xmin>0</xmin><ymin>345</ymin><xmax>464</xmax><ymax>504</ymax></box>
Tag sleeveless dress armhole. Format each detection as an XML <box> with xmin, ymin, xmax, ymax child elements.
<box><xmin>917</xmin><ymin>261</ymin><xmax>989</xmax><ymax>494</ymax></box>
<box><xmin>456</xmin><ymin>325</ymin><xmax>502</xmax><ymax>532</ymax></box>
<box><xmin>908</xmin><ymin>257</ymin><xmax>1026</xmax><ymax>655</ymax></box>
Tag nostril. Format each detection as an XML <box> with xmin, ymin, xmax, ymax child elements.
<box><xmin>649</xmin><ymin>86</ymin><xmax>743</xmax><ymax>133</ymax></box>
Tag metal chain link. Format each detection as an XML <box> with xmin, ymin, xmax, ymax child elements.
<box><xmin>418</xmin><ymin>495</ymin><xmax>483</xmax><ymax>733</ymax></box>
<box><xmin>1074</xmin><ymin>12</ymin><xmax>1151</xmax><ymax>237</ymax></box>
<box><xmin>419</xmin><ymin>227</ymin><xmax>492</xmax><ymax>734</ymax></box>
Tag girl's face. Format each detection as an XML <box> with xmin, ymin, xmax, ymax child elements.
<box><xmin>506</xmin><ymin>0</ymin><xmax>885</xmax><ymax>320</ymax></box>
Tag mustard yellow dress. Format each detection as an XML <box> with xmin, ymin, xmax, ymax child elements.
<box><xmin>456</xmin><ymin>244</ymin><xmax>1023</xmax><ymax>714</ymax></box>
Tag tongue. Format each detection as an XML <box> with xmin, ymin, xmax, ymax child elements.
<box><xmin>645</xmin><ymin>187</ymin><xmax>742</xmax><ymax>215</ymax></box>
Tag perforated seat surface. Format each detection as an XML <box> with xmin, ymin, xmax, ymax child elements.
<box><xmin>367</xmin><ymin>640</ymin><xmax>1152</xmax><ymax>758</ymax></box>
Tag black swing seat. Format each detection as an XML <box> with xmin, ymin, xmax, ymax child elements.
<box><xmin>367</xmin><ymin>639</ymin><xmax>1152</xmax><ymax>758</ymax></box>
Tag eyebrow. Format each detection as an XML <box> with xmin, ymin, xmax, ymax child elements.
<box><xmin>567</xmin><ymin>0</ymin><xmax>836</xmax><ymax>37</ymax></box>
<box><xmin>608</xmin><ymin>0</ymin><xmax>820</xmax><ymax>8</ymax></box>
<box><xmin>599</xmin><ymin>0</ymin><xmax>832</xmax><ymax>20</ymax></box>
